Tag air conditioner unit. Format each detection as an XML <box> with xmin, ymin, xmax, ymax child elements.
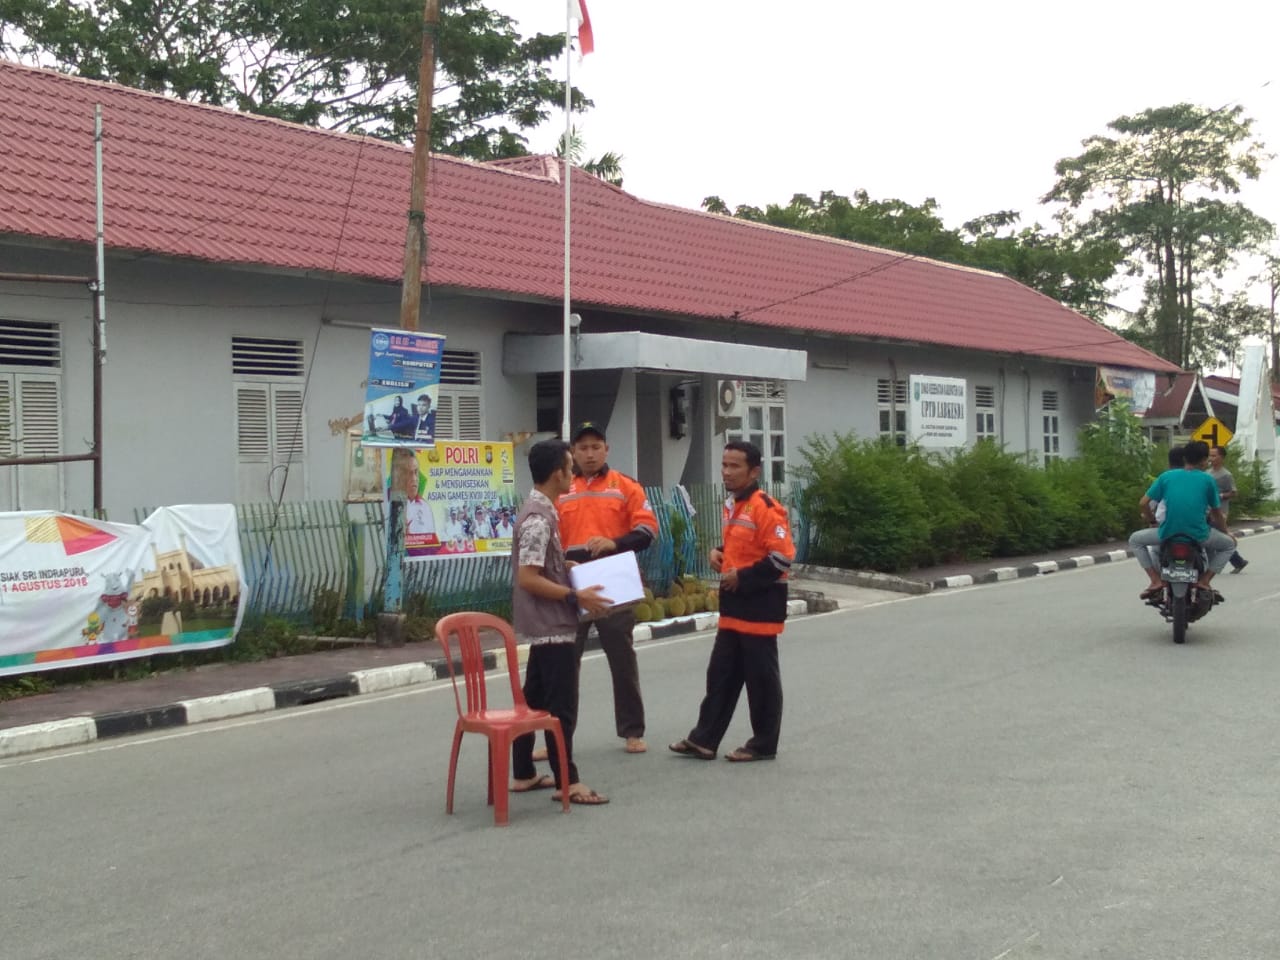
<box><xmin>717</xmin><ymin>379</ymin><xmax>744</xmax><ymax>418</ymax></box>
<box><xmin>716</xmin><ymin>379</ymin><xmax>744</xmax><ymax>434</ymax></box>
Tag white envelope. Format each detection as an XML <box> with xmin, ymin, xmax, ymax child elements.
<box><xmin>568</xmin><ymin>551</ymin><xmax>644</xmax><ymax>617</ymax></box>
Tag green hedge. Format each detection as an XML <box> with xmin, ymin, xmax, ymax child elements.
<box><xmin>793</xmin><ymin>402</ymin><xmax>1239</xmax><ymax>573</ymax></box>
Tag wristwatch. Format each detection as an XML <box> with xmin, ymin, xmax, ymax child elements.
<box><xmin>564</xmin><ymin>590</ymin><xmax>578</xmax><ymax>607</ymax></box>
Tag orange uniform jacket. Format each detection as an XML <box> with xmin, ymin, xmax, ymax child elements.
<box><xmin>718</xmin><ymin>485</ymin><xmax>795</xmax><ymax>636</ymax></box>
<box><xmin>558</xmin><ymin>466</ymin><xmax>659</xmax><ymax>564</ymax></box>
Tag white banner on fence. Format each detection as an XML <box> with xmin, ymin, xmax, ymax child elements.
<box><xmin>908</xmin><ymin>375</ymin><xmax>968</xmax><ymax>449</ymax></box>
<box><xmin>0</xmin><ymin>505</ymin><xmax>246</xmax><ymax>677</ymax></box>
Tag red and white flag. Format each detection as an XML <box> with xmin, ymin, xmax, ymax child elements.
<box><xmin>572</xmin><ymin>0</ymin><xmax>594</xmax><ymax>55</ymax></box>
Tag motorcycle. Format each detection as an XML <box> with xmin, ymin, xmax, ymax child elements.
<box><xmin>1144</xmin><ymin>534</ymin><xmax>1221</xmax><ymax>644</ymax></box>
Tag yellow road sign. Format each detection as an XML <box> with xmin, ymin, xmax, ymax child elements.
<box><xmin>1191</xmin><ymin>417</ymin><xmax>1233</xmax><ymax>448</ymax></box>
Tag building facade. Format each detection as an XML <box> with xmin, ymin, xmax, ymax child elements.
<box><xmin>0</xmin><ymin>61</ymin><xmax>1178</xmax><ymax>516</ymax></box>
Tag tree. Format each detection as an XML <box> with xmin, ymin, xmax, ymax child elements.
<box><xmin>701</xmin><ymin>191</ymin><xmax>1122</xmax><ymax>317</ymax></box>
<box><xmin>556</xmin><ymin>124</ymin><xmax>624</xmax><ymax>186</ymax></box>
<box><xmin>0</xmin><ymin>0</ymin><xmax>590</xmax><ymax>159</ymax></box>
<box><xmin>1249</xmin><ymin>253</ymin><xmax>1280</xmax><ymax>380</ymax></box>
<box><xmin>1044</xmin><ymin>103</ymin><xmax>1274</xmax><ymax>369</ymax></box>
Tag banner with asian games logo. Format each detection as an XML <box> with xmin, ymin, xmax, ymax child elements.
<box><xmin>0</xmin><ymin>505</ymin><xmax>246</xmax><ymax>677</ymax></box>
<box><xmin>383</xmin><ymin>441</ymin><xmax>517</xmax><ymax>559</ymax></box>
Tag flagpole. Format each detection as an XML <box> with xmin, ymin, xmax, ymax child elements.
<box><xmin>561</xmin><ymin>0</ymin><xmax>573</xmax><ymax>440</ymax></box>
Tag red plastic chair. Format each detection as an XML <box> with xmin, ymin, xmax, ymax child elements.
<box><xmin>435</xmin><ymin>612</ymin><xmax>571</xmax><ymax>826</ymax></box>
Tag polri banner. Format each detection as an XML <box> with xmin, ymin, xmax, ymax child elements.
<box><xmin>384</xmin><ymin>441</ymin><xmax>517</xmax><ymax>560</ymax></box>
<box><xmin>908</xmin><ymin>374</ymin><xmax>968</xmax><ymax>449</ymax></box>
<box><xmin>362</xmin><ymin>328</ymin><xmax>446</xmax><ymax>448</ymax></box>
<box><xmin>0</xmin><ymin>505</ymin><xmax>246</xmax><ymax>677</ymax></box>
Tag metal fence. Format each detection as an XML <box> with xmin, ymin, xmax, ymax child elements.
<box><xmin>118</xmin><ymin>484</ymin><xmax>810</xmax><ymax>626</ymax></box>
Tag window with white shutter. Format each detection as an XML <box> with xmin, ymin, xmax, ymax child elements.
<box><xmin>233</xmin><ymin>337</ymin><xmax>306</xmax><ymax>502</ymax></box>
<box><xmin>974</xmin><ymin>384</ymin><xmax>997</xmax><ymax>441</ymax></box>
<box><xmin>725</xmin><ymin>379</ymin><xmax>788</xmax><ymax>487</ymax></box>
<box><xmin>876</xmin><ymin>378</ymin><xmax>908</xmax><ymax>446</ymax></box>
<box><xmin>0</xmin><ymin>319</ymin><xmax>63</xmax><ymax>509</ymax></box>
<box><xmin>1042</xmin><ymin>391</ymin><xmax>1061</xmax><ymax>462</ymax></box>
<box><xmin>436</xmin><ymin>350</ymin><xmax>484</xmax><ymax>441</ymax></box>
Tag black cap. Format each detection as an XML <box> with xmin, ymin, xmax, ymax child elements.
<box><xmin>570</xmin><ymin>421</ymin><xmax>606</xmax><ymax>443</ymax></box>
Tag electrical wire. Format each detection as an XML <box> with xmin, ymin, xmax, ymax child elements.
<box><xmin>733</xmin><ymin>252</ymin><xmax>919</xmax><ymax>320</ymax></box>
<box><xmin>244</xmin><ymin>134</ymin><xmax>370</xmax><ymax>615</ymax></box>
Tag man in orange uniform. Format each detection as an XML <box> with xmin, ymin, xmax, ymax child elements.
<box><xmin>670</xmin><ymin>440</ymin><xmax>794</xmax><ymax>762</ymax></box>
<box><xmin>557</xmin><ymin>421</ymin><xmax>659</xmax><ymax>754</ymax></box>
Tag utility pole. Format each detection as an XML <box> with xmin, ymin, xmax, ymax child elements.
<box><xmin>378</xmin><ymin>0</ymin><xmax>439</xmax><ymax>647</ymax></box>
<box><xmin>398</xmin><ymin>0</ymin><xmax>439</xmax><ymax>333</ymax></box>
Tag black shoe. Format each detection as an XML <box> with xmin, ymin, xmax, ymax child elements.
<box><xmin>1230</xmin><ymin>560</ymin><xmax>1248</xmax><ymax>574</ymax></box>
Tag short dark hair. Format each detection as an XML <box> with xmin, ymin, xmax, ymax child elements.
<box><xmin>529</xmin><ymin>439</ymin><xmax>571</xmax><ymax>484</ymax></box>
<box><xmin>417</xmin><ymin>394</ymin><xmax>431</xmax><ymax>405</ymax></box>
<box><xmin>724</xmin><ymin>440</ymin><xmax>762</xmax><ymax>469</ymax></box>
<box><xmin>1168</xmin><ymin>445</ymin><xmax>1185</xmax><ymax>468</ymax></box>
<box><xmin>1183</xmin><ymin>440</ymin><xmax>1210</xmax><ymax>465</ymax></box>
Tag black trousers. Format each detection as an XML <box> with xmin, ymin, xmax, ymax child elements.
<box><xmin>687</xmin><ymin>627</ymin><xmax>782</xmax><ymax>756</ymax></box>
<box><xmin>575</xmin><ymin>609</ymin><xmax>645</xmax><ymax>739</ymax></box>
<box><xmin>512</xmin><ymin>642</ymin><xmax>580</xmax><ymax>788</ymax></box>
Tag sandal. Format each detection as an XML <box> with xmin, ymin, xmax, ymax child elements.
<box><xmin>1139</xmin><ymin>585</ymin><xmax>1163</xmax><ymax>600</ymax></box>
<box><xmin>511</xmin><ymin>774</ymin><xmax>555</xmax><ymax>793</ymax></box>
<box><xmin>552</xmin><ymin>787</ymin><xmax>610</xmax><ymax>805</ymax></box>
<box><xmin>725</xmin><ymin>746</ymin><xmax>776</xmax><ymax>763</ymax></box>
<box><xmin>668</xmin><ymin>738</ymin><xmax>715</xmax><ymax>760</ymax></box>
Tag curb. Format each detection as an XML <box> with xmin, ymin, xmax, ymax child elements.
<box><xmin>926</xmin><ymin>523</ymin><xmax>1278</xmax><ymax>591</ymax></box>
<box><xmin>1</xmin><ymin>603</ymin><xmax>801</xmax><ymax>761</ymax></box>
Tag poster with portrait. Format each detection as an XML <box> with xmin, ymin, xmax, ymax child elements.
<box><xmin>383</xmin><ymin>441</ymin><xmax>517</xmax><ymax>559</ymax></box>
<box><xmin>362</xmin><ymin>328</ymin><xmax>446</xmax><ymax>448</ymax></box>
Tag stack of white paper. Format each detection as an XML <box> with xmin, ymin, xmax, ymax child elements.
<box><xmin>568</xmin><ymin>551</ymin><xmax>645</xmax><ymax>618</ymax></box>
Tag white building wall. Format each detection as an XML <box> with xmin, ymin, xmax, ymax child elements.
<box><xmin>1</xmin><ymin>241</ymin><xmax>1117</xmax><ymax>516</ymax></box>
<box><xmin>0</xmin><ymin>244</ymin><xmax>543</xmax><ymax>516</ymax></box>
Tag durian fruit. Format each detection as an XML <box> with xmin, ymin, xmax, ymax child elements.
<box><xmin>706</xmin><ymin>592</ymin><xmax>720</xmax><ymax>612</ymax></box>
<box><xmin>685</xmin><ymin>594</ymin><xmax>703</xmax><ymax>614</ymax></box>
<box><xmin>667</xmin><ymin>596</ymin><xmax>687</xmax><ymax>618</ymax></box>
<box><xmin>643</xmin><ymin>587</ymin><xmax>655</xmax><ymax>603</ymax></box>
<box><xmin>667</xmin><ymin>581</ymin><xmax>685</xmax><ymax>596</ymax></box>
<box><xmin>633</xmin><ymin>602</ymin><xmax>654</xmax><ymax>622</ymax></box>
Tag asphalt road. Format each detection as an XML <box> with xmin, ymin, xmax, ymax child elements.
<box><xmin>5</xmin><ymin>535</ymin><xmax>1280</xmax><ymax>960</ymax></box>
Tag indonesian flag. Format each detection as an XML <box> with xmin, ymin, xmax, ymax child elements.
<box><xmin>572</xmin><ymin>0</ymin><xmax>594</xmax><ymax>55</ymax></box>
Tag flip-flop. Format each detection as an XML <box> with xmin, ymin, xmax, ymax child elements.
<box><xmin>1139</xmin><ymin>585</ymin><xmax>1162</xmax><ymax>600</ymax></box>
<box><xmin>725</xmin><ymin>746</ymin><xmax>776</xmax><ymax>763</ymax></box>
<box><xmin>668</xmin><ymin>738</ymin><xmax>715</xmax><ymax>760</ymax></box>
<box><xmin>552</xmin><ymin>789</ymin><xmax>610</xmax><ymax>805</ymax></box>
<box><xmin>511</xmin><ymin>774</ymin><xmax>555</xmax><ymax>793</ymax></box>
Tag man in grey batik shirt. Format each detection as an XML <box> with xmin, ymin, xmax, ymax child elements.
<box><xmin>1209</xmin><ymin>445</ymin><xmax>1247</xmax><ymax>574</ymax></box>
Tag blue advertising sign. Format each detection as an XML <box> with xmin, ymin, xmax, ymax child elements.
<box><xmin>362</xmin><ymin>328</ymin><xmax>447</xmax><ymax>448</ymax></box>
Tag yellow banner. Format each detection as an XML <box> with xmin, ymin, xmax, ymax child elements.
<box><xmin>383</xmin><ymin>442</ymin><xmax>517</xmax><ymax>559</ymax></box>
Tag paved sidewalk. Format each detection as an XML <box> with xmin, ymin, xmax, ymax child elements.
<box><xmin>4</xmin><ymin>520</ymin><xmax>1274</xmax><ymax>760</ymax></box>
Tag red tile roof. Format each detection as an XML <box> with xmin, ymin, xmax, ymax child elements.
<box><xmin>1203</xmin><ymin>375</ymin><xmax>1280</xmax><ymax>407</ymax></box>
<box><xmin>1143</xmin><ymin>372</ymin><xmax>1198</xmax><ymax>420</ymax></box>
<box><xmin>0</xmin><ymin>60</ymin><xmax>1178</xmax><ymax>373</ymax></box>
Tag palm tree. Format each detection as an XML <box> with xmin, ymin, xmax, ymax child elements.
<box><xmin>556</xmin><ymin>126</ymin><xmax>624</xmax><ymax>187</ymax></box>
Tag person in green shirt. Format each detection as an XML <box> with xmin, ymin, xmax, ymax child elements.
<box><xmin>1128</xmin><ymin>440</ymin><xmax>1236</xmax><ymax>600</ymax></box>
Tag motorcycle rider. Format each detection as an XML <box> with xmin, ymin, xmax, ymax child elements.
<box><xmin>1129</xmin><ymin>440</ymin><xmax>1236</xmax><ymax>600</ymax></box>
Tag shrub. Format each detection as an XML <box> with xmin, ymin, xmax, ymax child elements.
<box><xmin>1227</xmin><ymin>448</ymin><xmax>1276</xmax><ymax>517</ymax></box>
<box><xmin>795</xmin><ymin>435</ymin><xmax>934</xmax><ymax>572</ymax></box>
<box><xmin>946</xmin><ymin>442</ymin><xmax>1055</xmax><ymax>556</ymax></box>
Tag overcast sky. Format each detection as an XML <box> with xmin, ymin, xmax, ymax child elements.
<box><xmin>491</xmin><ymin>0</ymin><xmax>1279</xmax><ymax>303</ymax></box>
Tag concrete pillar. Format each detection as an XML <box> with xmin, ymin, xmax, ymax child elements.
<box><xmin>606</xmin><ymin>369</ymin><xmax>638</xmax><ymax>476</ymax></box>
